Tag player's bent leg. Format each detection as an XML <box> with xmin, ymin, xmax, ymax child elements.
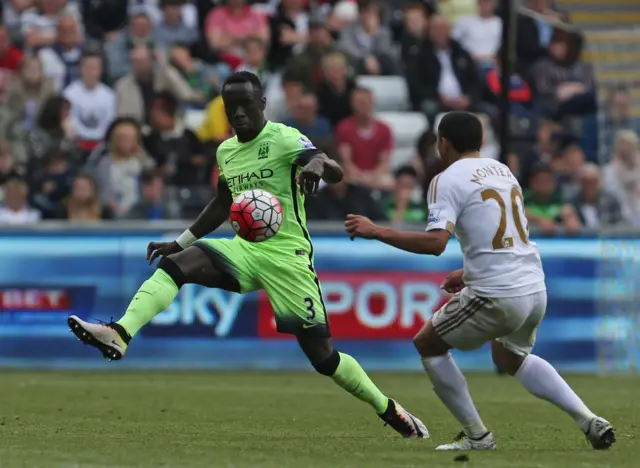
<box><xmin>296</xmin><ymin>334</ymin><xmax>429</xmax><ymax>439</ymax></box>
<box><xmin>492</xmin><ymin>340</ymin><xmax>616</xmax><ymax>450</ymax></box>
<box><xmin>69</xmin><ymin>241</ymin><xmax>247</xmax><ymax>361</ymax></box>
<box><xmin>413</xmin><ymin>290</ymin><xmax>495</xmax><ymax>450</ymax></box>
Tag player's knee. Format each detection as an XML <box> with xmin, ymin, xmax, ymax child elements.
<box><xmin>491</xmin><ymin>341</ymin><xmax>524</xmax><ymax>376</ymax></box>
<box><xmin>413</xmin><ymin>321</ymin><xmax>449</xmax><ymax>358</ymax></box>
<box><xmin>311</xmin><ymin>349</ymin><xmax>340</xmax><ymax>376</ymax></box>
<box><xmin>157</xmin><ymin>256</ymin><xmax>187</xmax><ymax>288</ymax></box>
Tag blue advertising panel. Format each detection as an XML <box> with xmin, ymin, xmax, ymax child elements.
<box><xmin>0</xmin><ymin>232</ymin><xmax>638</xmax><ymax>372</ymax></box>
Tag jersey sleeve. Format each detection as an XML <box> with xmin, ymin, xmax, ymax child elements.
<box><xmin>215</xmin><ymin>144</ymin><xmax>227</xmax><ymax>183</ymax></box>
<box><xmin>426</xmin><ymin>173</ymin><xmax>459</xmax><ymax>233</ymax></box>
<box><xmin>278</xmin><ymin>125</ymin><xmax>318</xmax><ymax>164</ymax></box>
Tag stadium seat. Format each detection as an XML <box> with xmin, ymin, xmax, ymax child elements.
<box><xmin>376</xmin><ymin>111</ymin><xmax>428</xmax><ymax>148</ymax></box>
<box><xmin>389</xmin><ymin>146</ymin><xmax>415</xmax><ymax>169</ymax></box>
<box><xmin>356</xmin><ymin>75</ymin><xmax>409</xmax><ymax>112</ymax></box>
<box><xmin>184</xmin><ymin>110</ymin><xmax>206</xmax><ymax>131</ymax></box>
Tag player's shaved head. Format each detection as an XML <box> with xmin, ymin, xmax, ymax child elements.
<box><xmin>222</xmin><ymin>71</ymin><xmax>267</xmax><ymax>141</ymax></box>
<box><xmin>437</xmin><ymin>111</ymin><xmax>483</xmax><ymax>165</ymax></box>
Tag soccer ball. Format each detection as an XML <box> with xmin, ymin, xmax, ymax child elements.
<box><xmin>229</xmin><ymin>189</ymin><xmax>283</xmax><ymax>242</ymax></box>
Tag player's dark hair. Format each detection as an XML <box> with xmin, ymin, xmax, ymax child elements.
<box><xmin>394</xmin><ymin>165</ymin><xmax>418</xmax><ymax>179</ymax></box>
<box><xmin>437</xmin><ymin>111</ymin><xmax>483</xmax><ymax>154</ymax></box>
<box><xmin>223</xmin><ymin>71</ymin><xmax>264</xmax><ymax>95</ymax></box>
<box><xmin>153</xmin><ymin>90</ymin><xmax>180</xmax><ymax>116</ymax></box>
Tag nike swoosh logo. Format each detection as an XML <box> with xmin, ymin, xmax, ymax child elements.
<box><xmin>225</xmin><ymin>154</ymin><xmax>239</xmax><ymax>164</ymax></box>
<box><xmin>111</xmin><ymin>340</ymin><xmax>121</xmax><ymax>347</ymax></box>
<box><xmin>302</xmin><ymin>323</ymin><xmax>316</xmax><ymax>329</ymax></box>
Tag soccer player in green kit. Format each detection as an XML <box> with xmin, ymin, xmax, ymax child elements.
<box><xmin>68</xmin><ymin>71</ymin><xmax>429</xmax><ymax>438</ymax></box>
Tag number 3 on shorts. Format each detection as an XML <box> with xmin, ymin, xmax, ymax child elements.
<box><xmin>304</xmin><ymin>297</ymin><xmax>316</xmax><ymax>320</ymax></box>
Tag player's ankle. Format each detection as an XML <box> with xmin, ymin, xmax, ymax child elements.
<box><xmin>464</xmin><ymin>421</ymin><xmax>489</xmax><ymax>440</ymax></box>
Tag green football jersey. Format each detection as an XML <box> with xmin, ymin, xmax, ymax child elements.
<box><xmin>216</xmin><ymin>121</ymin><xmax>316</xmax><ymax>253</ymax></box>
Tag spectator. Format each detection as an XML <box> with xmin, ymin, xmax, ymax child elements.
<box><xmin>21</xmin><ymin>0</ymin><xmax>82</xmax><ymax>50</ymax></box>
<box><xmin>31</xmin><ymin>147</ymin><xmax>74</xmax><ymax>218</ymax></box>
<box><xmin>316</xmin><ymin>51</ymin><xmax>355</xmax><ymax>127</ymax></box>
<box><xmin>269</xmin><ymin>0</ymin><xmax>309</xmax><ymax>71</ymax></box>
<box><xmin>0</xmin><ymin>143</ymin><xmax>23</xmax><ymax>201</ymax></box>
<box><xmin>554</xmin><ymin>139</ymin><xmax>585</xmax><ymax>201</ymax></box>
<box><xmin>452</xmin><ymin>0</ymin><xmax>501</xmax><ymax>68</ymax></box>
<box><xmin>169</xmin><ymin>42</ymin><xmax>220</xmax><ymax>109</ymax></box>
<box><xmin>129</xmin><ymin>0</ymin><xmax>198</xmax><ymax>30</ymax></box>
<box><xmin>64</xmin><ymin>172</ymin><xmax>112</xmax><ymax>221</ymax></box>
<box><xmin>104</xmin><ymin>12</ymin><xmax>155</xmax><ymax>83</ymax></box>
<box><xmin>155</xmin><ymin>0</ymin><xmax>200</xmax><ymax>51</ymax></box>
<box><xmin>196</xmin><ymin>94</ymin><xmax>232</xmax><ymax>145</ymax></box>
<box><xmin>0</xmin><ymin>177</ymin><xmax>41</xmax><ymax>224</ymax></box>
<box><xmin>0</xmin><ymin>25</ymin><xmax>24</xmax><ymax>101</ymax></box>
<box><xmin>3</xmin><ymin>0</ymin><xmax>34</xmax><ymax>41</ymax></box>
<box><xmin>86</xmin><ymin>118</ymin><xmax>153</xmax><ymax>217</ymax></box>
<box><xmin>124</xmin><ymin>169</ymin><xmax>180</xmax><ymax>220</ymax></box>
<box><xmin>482</xmin><ymin>49</ymin><xmax>534</xmax><ymax>118</ymax></box>
<box><xmin>144</xmin><ymin>91</ymin><xmax>209</xmax><ymax>186</ymax></box>
<box><xmin>516</xmin><ymin>0</ymin><xmax>565</xmax><ymax>66</ymax></box>
<box><xmin>380</xmin><ymin>166</ymin><xmax>425</xmax><ymax>225</ymax></box>
<box><xmin>305</xmin><ymin>170</ymin><xmax>386</xmax><ymax>221</ymax></box>
<box><xmin>63</xmin><ymin>51</ymin><xmax>116</xmax><ymax>152</ymax></box>
<box><xmin>26</xmin><ymin>95</ymin><xmax>75</xmax><ymax>174</ymax></box>
<box><xmin>602</xmin><ymin>130</ymin><xmax>640</xmax><ymax>227</ymax></box>
<box><xmin>517</xmin><ymin>119</ymin><xmax>562</xmax><ymax>188</ymax></box>
<box><xmin>339</xmin><ymin>0</ymin><xmax>398</xmax><ymax>76</ymax></box>
<box><xmin>336</xmin><ymin>87</ymin><xmax>393</xmax><ymax>190</ymax></box>
<box><xmin>284</xmin><ymin>13</ymin><xmax>336</xmax><ymax>92</ymax></box>
<box><xmin>412</xmin><ymin>129</ymin><xmax>445</xmax><ymax>203</ymax></box>
<box><xmin>400</xmin><ymin>3</ymin><xmax>429</xmax><ymax>110</ymax></box>
<box><xmin>581</xmin><ymin>86</ymin><xmax>640</xmax><ymax>164</ymax></box>
<box><xmin>204</xmin><ymin>0</ymin><xmax>269</xmax><ymax>62</ymax></box>
<box><xmin>3</xmin><ymin>55</ymin><xmax>56</xmax><ymax>135</ymax></box>
<box><xmin>524</xmin><ymin>163</ymin><xmax>580</xmax><ymax>234</ymax></box>
<box><xmin>572</xmin><ymin>163</ymin><xmax>623</xmax><ymax>229</ymax></box>
<box><xmin>236</xmin><ymin>37</ymin><xmax>270</xmax><ymax>86</ymax></box>
<box><xmin>531</xmin><ymin>35</ymin><xmax>596</xmax><ymax>121</ymax></box>
<box><xmin>114</xmin><ymin>45</ymin><xmax>195</xmax><ymax>124</ymax></box>
<box><xmin>284</xmin><ymin>92</ymin><xmax>332</xmax><ymax>143</ymax></box>
<box><xmin>37</xmin><ymin>15</ymin><xmax>83</xmax><ymax>92</ymax></box>
<box><xmin>413</xmin><ymin>15</ymin><xmax>479</xmax><ymax>122</ymax></box>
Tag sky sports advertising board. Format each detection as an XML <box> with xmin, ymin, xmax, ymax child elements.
<box><xmin>0</xmin><ymin>235</ymin><xmax>638</xmax><ymax>372</ymax></box>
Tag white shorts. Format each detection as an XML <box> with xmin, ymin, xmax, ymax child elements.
<box><xmin>431</xmin><ymin>287</ymin><xmax>547</xmax><ymax>355</ymax></box>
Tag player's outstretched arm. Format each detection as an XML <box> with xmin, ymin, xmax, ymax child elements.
<box><xmin>148</xmin><ymin>180</ymin><xmax>234</xmax><ymax>264</ymax></box>
<box><xmin>295</xmin><ymin>150</ymin><xmax>344</xmax><ymax>194</ymax></box>
<box><xmin>345</xmin><ymin>214</ymin><xmax>450</xmax><ymax>256</ymax></box>
<box><xmin>184</xmin><ymin>180</ymin><xmax>234</xmax><ymax>240</ymax></box>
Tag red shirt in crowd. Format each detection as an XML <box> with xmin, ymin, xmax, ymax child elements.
<box><xmin>0</xmin><ymin>46</ymin><xmax>23</xmax><ymax>98</ymax></box>
<box><xmin>205</xmin><ymin>6</ymin><xmax>267</xmax><ymax>42</ymax></box>
<box><xmin>335</xmin><ymin>117</ymin><xmax>393</xmax><ymax>172</ymax></box>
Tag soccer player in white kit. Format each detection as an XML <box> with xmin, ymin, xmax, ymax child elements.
<box><xmin>345</xmin><ymin>111</ymin><xmax>615</xmax><ymax>451</ymax></box>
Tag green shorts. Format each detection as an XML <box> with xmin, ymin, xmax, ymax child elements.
<box><xmin>193</xmin><ymin>237</ymin><xmax>329</xmax><ymax>337</ymax></box>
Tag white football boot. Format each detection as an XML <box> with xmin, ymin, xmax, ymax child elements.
<box><xmin>436</xmin><ymin>431</ymin><xmax>496</xmax><ymax>451</ymax></box>
<box><xmin>378</xmin><ymin>399</ymin><xmax>430</xmax><ymax>438</ymax></box>
<box><xmin>585</xmin><ymin>417</ymin><xmax>616</xmax><ymax>450</ymax></box>
<box><xmin>68</xmin><ymin>315</ymin><xmax>128</xmax><ymax>361</ymax></box>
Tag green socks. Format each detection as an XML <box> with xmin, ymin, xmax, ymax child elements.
<box><xmin>331</xmin><ymin>352</ymin><xmax>389</xmax><ymax>414</ymax></box>
<box><xmin>117</xmin><ymin>269</ymin><xmax>179</xmax><ymax>337</ymax></box>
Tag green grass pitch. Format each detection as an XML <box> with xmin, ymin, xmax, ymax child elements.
<box><xmin>0</xmin><ymin>371</ymin><xmax>637</xmax><ymax>467</ymax></box>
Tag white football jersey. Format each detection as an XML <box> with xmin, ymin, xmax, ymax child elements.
<box><xmin>426</xmin><ymin>157</ymin><xmax>546</xmax><ymax>298</ymax></box>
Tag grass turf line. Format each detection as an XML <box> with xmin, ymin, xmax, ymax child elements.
<box><xmin>0</xmin><ymin>371</ymin><xmax>637</xmax><ymax>467</ymax></box>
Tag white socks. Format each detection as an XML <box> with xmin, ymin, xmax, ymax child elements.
<box><xmin>422</xmin><ymin>354</ymin><xmax>488</xmax><ymax>439</ymax></box>
<box><xmin>515</xmin><ymin>354</ymin><xmax>596</xmax><ymax>432</ymax></box>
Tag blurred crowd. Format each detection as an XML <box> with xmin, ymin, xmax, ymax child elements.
<box><xmin>0</xmin><ymin>0</ymin><xmax>638</xmax><ymax>232</ymax></box>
